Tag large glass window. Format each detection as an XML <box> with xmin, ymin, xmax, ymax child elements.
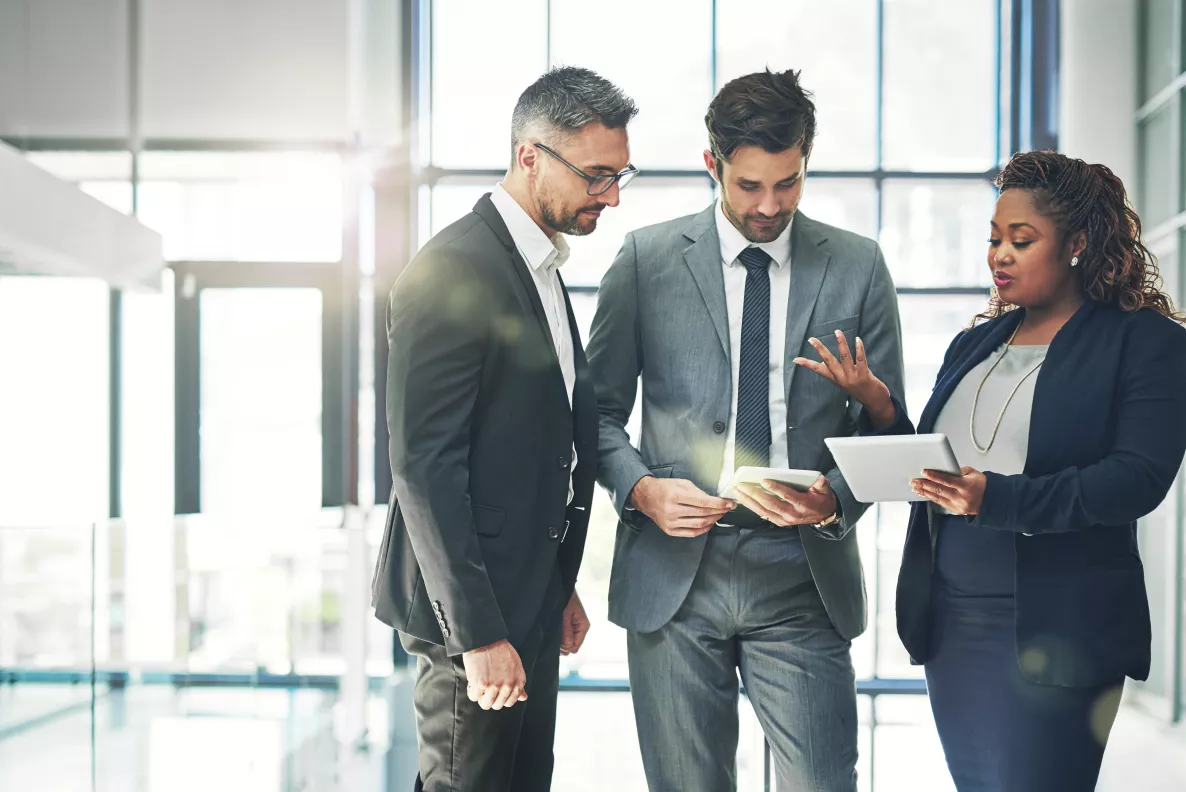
<box><xmin>716</xmin><ymin>0</ymin><xmax>879</xmax><ymax>171</ymax></box>
<box><xmin>137</xmin><ymin>152</ymin><xmax>343</xmax><ymax>262</ymax></box>
<box><xmin>18</xmin><ymin>151</ymin><xmax>173</xmax><ymax>523</ymax></box>
<box><xmin>1136</xmin><ymin>0</ymin><xmax>1186</xmax><ymax>723</ymax></box>
<box><xmin>198</xmin><ymin>288</ymin><xmax>324</xmax><ymax>516</ymax></box>
<box><xmin>430</xmin><ymin>0</ymin><xmax>548</xmax><ymax>168</ymax></box>
<box><xmin>882</xmin><ymin>0</ymin><xmax>998</xmax><ymax>171</ymax></box>
<box><xmin>418</xmin><ymin>0</ymin><xmax>1006</xmax><ymax>697</ymax></box>
<box><xmin>0</xmin><ymin>276</ymin><xmax>110</xmax><ymax>525</ymax></box>
<box><xmin>551</xmin><ymin>0</ymin><xmax>713</xmax><ymax>170</ymax></box>
<box><xmin>881</xmin><ymin>180</ymin><xmax>997</xmax><ymax>287</ymax></box>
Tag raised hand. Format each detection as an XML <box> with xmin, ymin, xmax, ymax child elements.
<box><xmin>794</xmin><ymin>330</ymin><xmax>896</xmax><ymax>429</ymax></box>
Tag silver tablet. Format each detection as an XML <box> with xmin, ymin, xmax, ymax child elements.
<box><xmin>824</xmin><ymin>433</ymin><xmax>961</xmax><ymax>503</ymax></box>
<box><xmin>720</xmin><ymin>466</ymin><xmax>822</xmax><ymax>500</ymax></box>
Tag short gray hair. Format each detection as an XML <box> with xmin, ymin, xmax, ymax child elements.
<box><xmin>510</xmin><ymin>66</ymin><xmax>638</xmax><ymax>156</ymax></box>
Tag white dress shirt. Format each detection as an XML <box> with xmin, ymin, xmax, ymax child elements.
<box><xmin>489</xmin><ymin>184</ymin><xmax>577</xmax><ymax>503</ymax></box>
<box><xmin>715</xmin><ymin>199</ymin><xmax>793</xmax><ymax>497</ymax></box>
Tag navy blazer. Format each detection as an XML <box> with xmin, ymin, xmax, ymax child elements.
<box><xmin>874</xmin><ymin>301</ymin><xmax>1186</xmax><ymax>687</ymax></box>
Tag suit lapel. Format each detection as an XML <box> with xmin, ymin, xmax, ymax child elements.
<box><xmin>473</xmin><ymin>193</ymin><xmax>565</xmax><ymax>379</ymax></box>
<box><xmin>560</xmin><ymin>274</ymin><xmax>594</xmax><ymax>433</ymax></box>
<box><xmin>783</xmin><ymin>214</ymin><xmax>831</xmax><ymax>397</ymax></box>
<box><xmin>917</xmin><ymin>309</ymin><xmax>1023</xmax><ymax>433</ymax></box>
<box><xmin>682</xmin><ymin>205</ymin><xmax>730</xmax><ymax>359</ymax></box>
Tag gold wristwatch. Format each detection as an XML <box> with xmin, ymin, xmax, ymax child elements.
<box><xmin>814</xmin><ymin>510</ymin><xmax>841</xmax><ymax>530</ymax></box>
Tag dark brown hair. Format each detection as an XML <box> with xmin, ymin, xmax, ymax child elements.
<box><xmin>705</xmin><ymin>69</ymin><xmax>816</xmax><ymax>173</ymax></box>
<box><xmin>976</xmin><ymin>150</ymin><xmax>1183</xmax><ymax>324</ymax></box>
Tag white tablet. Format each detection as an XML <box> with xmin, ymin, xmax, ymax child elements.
<box><xmin>720</xmin><ymin>466</ymin><xmax>822</xmax><ymax>500</ymax></box>
<box><xmin>824</xmin><ymin>434</ymin><xmax>960</xmax><ymax>503</ymax></box>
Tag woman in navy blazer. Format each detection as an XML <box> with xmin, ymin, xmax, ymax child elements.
<box><xmin>790</xmin><ymin>151</ymin><xmax>1186</xmax><ymax>791</ymax></box>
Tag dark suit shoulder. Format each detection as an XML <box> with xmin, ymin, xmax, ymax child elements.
<box><xmin>1110</xmin><ymin>305</ymin><xmax>1186</xmax><ymax>367</ymax></box>
<box><xmin>397</xmin><ymin>210</ymin><xmax>511</xmax><ymax>291</ymax></box>
<box><xmin>414</xmin><ymin>211</ymin><xmax>495</xmax><ymax>264</ymax></box>
<box><xmin>389</xmin><ymin>213</ymin><xmax>504</xmax><ymax>324</ymax></box>
<box><xmin>1116</xmin><ymin>302</ymin><xmax>1186</xmax><ymax>336</ymax></box>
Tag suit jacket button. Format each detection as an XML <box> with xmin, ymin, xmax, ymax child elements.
<box><xmin>713</xmin><ymin>421</ymin><xmax>726</xmax><ymax>434</ymax></box>
<box><xmin>558</xmin><ymin>455</ymin><xmax>569</xmax><ymax>469</ymax></box>
<box><xmin>548</xmin><ymin>526</ymin><xmax>561</xmax><ymax>540</ymax></box>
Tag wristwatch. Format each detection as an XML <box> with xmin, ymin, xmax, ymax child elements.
<box><xmin>813</xmin><ymin>510</ymin><xmax>841</xmax><ymax>530</ymax></box>
<box><xmin>813</xmin><ymin>498</ymin><xmax>843</xmax><ymax>530</ymax></box>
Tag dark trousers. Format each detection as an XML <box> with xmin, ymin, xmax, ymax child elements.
<box><xmin>926</xmin><ymin>515</ymin><xmax>1124</xmax><ymax>791</ymax></box>
<box><xmin>400</xmin><ymin>567</ymin><xmax>565</xmax><ymax>792</ymax></box>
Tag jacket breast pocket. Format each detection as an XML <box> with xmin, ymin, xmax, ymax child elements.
<box><xmin>647</xmin><ymin>464</ymin><xmax>676</xmax><ymax>479</ymax></box>
<box><xmin>472</xmin><ymin>505</ymin><xmax>505</xmax><ymax>537</ymax></box>
<box><xmin>804</xmin><ymin>314</ymin><xmax>860</xmax><ymax>354</ymax></box>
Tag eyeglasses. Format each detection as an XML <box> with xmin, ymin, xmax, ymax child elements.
<box><xmin>535</xmin><ymin>143</ymin><xmax>639</xmax><ymax>196</ymax></box>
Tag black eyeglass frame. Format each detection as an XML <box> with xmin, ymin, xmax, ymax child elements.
<box><xmin>534</xmin><ymin>143</ymin><xmax>640</xmax><ymax>196</ymax></box>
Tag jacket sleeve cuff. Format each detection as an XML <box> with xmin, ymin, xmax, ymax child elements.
<box><xmin>441</xmin><ymin>599</ymin><xmax>509</xmax><ymax>657</ymax></box>
<box><xmin>857</xmin><ymin>393</ymin><xmax>913</xmax><ymax>436</ymax></box>
<box><xmin>969</xmin><ymin>471</ymin><xmax>1014</xmax><ymax>532</ymax></box>
<box><xmin>606</xmin><ymin>452</ymin><xmax>655</xmax><ymax>520</ymax></box>
<box><xmin>811</xmin><ymin>471</ymin><xmax>866</xmax><ymax>540</ymax></box>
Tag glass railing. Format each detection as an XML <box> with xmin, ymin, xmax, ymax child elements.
<box><xmin>0</xmin><ymin>511</ymin><xmax>397</xmax><ymax>792</ymax></box>
<box><xmin>0</xmin><ymin>506</ymin><xmax>954</xmax><ymax>792</ymax></box>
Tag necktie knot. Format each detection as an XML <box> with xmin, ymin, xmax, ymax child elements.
<box><xmin>737</xmin><ymin>246</ymin><xmax>773</xmax><ymax>273</ymax></box>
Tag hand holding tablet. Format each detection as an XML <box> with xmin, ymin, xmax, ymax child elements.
<box><xmin>720</xmin><ymin>466</ymin><xmax>821</xmax><ymax>501</ymax></box>
<box><xmin>824</xmin><ymin>434</ymin><xmax>961</xmax><ymax>503</ymax></box>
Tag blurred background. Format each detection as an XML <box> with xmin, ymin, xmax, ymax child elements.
<box><xmin>1</xmin><ymin>0</ymin><xmax>1184</xmax><ymax>789</ymax></box>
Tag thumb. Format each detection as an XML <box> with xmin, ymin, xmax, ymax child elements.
<box><xmin>809</xmin><ymin>474</ymin><xmax>831</xmax><ymax>493</ymax></box>
<box><xmin>960</xmin><ymin>466</ymin><xmax>976</xmax><ymax>476</ymax></box>
<box><xmin>561</xmin><ymin>611</ymin><xmax>575</xmax><ymax>649</ymax></box>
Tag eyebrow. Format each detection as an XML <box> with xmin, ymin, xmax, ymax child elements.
<box><xmin>735</xmin><ymin>174</ymin><xmax>801</xmax><ymax>184</ymax></box>
<box><xmin>989</xmin><ymin>221</ymin><xmax>1038</xmax><ymax>231</ymax></box>
<box><xmin>738</xmin><ymin>174</ymin><xmax>800</xmax><ymax>185</ymax></box>
<box><xmin>586</xmin><ymin>164</ymin><xmax>619</xmax><ymax>174</ymax></box>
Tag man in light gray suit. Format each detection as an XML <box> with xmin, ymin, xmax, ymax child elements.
<box><xmin>586</xmin><ymin>69</ymin><xmax>905</xmax><ymax>791</ymax></box>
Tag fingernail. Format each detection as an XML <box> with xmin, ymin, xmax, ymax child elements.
<box><xmin>808</xmin><ymin>337</ymin><xmax>818</xmax><ymax>344</ymax></box>
<box><xmin>835</xmin><ymin>329</ymin><xmax>842</xmax><ymax>336</ymax></box>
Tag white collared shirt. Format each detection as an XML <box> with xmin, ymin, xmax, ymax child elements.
<box><xmin>715</xmin><ymin>199</ymin><xmax>793</xmax><ymax>496</ymax></box>
<box><xmin>489</xmin><ymin>184</ymin><xmax>577</xmax><ymax>503</ymax></box>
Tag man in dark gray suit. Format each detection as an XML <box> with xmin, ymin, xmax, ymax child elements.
<box><xmin>587</xmin><ymin>69</ymin><xmax>906</xmax><ymax>791</ymax></box>
<box><xmin>372</xmin><ymin>67</ymin><xmax>638</xmax><ymax>792</ymax></box>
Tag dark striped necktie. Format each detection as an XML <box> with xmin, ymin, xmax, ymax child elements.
<box><xmin>734</xmin><ymin>246</ymin><xmax>773</xmax><ymax>469</ymax></box>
